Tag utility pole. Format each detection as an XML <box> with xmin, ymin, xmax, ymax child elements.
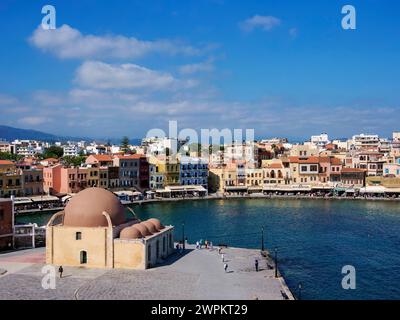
<box><xmin>274</xmin><ymin>248</ymin><xmax>278</xmax><ymax>278</ymax></box>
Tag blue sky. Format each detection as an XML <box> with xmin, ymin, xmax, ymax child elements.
<box><xmin>0</xmin><ymin>0</ymin><xmax>399</xmax><ymax>140</ymax></box>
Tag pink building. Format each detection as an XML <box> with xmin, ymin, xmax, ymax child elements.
<box><xmin>43</xmin><ymin>165</ymin><xmax>89</xmax><ymax>195</ymax></box>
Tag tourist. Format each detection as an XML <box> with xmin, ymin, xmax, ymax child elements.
<box><xmin>221</xmin><ymin>253</ymin><xmax>225</xmax><ymax>262</ymax></box>
<box><xmin>224</xmin><ymin>263</ymin><xmax>228</xmax><ymax>273</ymax></box>
<box><xmin>255</xmin><ymin>259</ymin><xmax>259</xmax><ymax>272</ymax></box>
<box><xmin>205</xmin><ymin>240</ymin><xmax>208</xmax><ymax>249</ymax></box>
<box><xmin>218</xmin><ymin>247</ymin><xmax>222</xmax><ymax>254</ymax></box>
<box><xmin>196</xmin><ymin>241</ymin><xmax>200</xmax><ymax>249</ymax></box>
<box><xmin>58</xmin><ymin>266</ymin><xmax>64</xmax><ymax>278</ymax></box>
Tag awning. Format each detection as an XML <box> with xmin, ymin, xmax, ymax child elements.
<box><xmin>360</xmin><ymin>186</ymin><xmax>386</xmax><ymax>193</ymax></box>
<box><xmin>31</xmin><ymin>195</ymin><xmax>59</xmax><ymax>202</ymax></box>
<box><xmin>225</xmin><ymin>186</ymin><xmax>248</xmax><ymax>191</ymax></box>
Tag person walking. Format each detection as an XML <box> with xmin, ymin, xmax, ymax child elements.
<box><xmin>221</xmin><ymin>253</ymin><xmax>225</xmax><ymax>262</ymax></box>
<box><xmin>224</xmin><ymin>263</ymin><xmax>228</xmax><ymax>273</ymax></box>
<box><xmin>255</xmin><ymin>259</ymin><xmax>259</xmax><ymax>272</ymax></box>
<box><xmin>58</xmin><ymin>266</ymin><xmax>64</xmax><ymax>279</ymax></box>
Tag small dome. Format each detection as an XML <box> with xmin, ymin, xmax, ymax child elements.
<box><xmin>120</xmin><ymin>226</ymin><xmax>143</xmax><ymax>239</ymax></box>
<box><xmin>142</xmin><ymin>221</ymin><xmax>158</xmax><ymax>234</ymax></box>
<box><xmin>132</xmin><ymin>223</ymin><xmax>153</xmax><ymax>236</ymax></box>
<box><xmin>147</xmin><ymin>218</ymin><xmax>165</xmax><ymax>231</ymax></box>
<box><xmin>63</xmin><ymin>188</ymin><xmax>126</xmax><ymax>227</ymax></box>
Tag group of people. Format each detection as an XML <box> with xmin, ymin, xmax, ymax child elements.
<box><xmin>195</xmin><ymin>239</ymin><xmax>213</xmax><ymax>250</ymax></box>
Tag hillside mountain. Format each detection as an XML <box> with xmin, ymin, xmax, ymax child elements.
<box><xmin>0</xmin><ymin>125</ymin><xmax>142</xmax><ymax>145</ymax></box>
<box><xmin>0</xmin><ymin>125</ymin><xmax>89</xmax><ymax>142</ymax></box>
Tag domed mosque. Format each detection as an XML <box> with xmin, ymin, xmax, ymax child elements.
<box><xmin>46</xmin><ymin>188</ymin><xmax>174</xmax><ymax>269</ymax></box>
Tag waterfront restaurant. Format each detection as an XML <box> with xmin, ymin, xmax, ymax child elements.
<box><xmin>46</xmin><ymin>188</ymin><xmax>174</xmax><ymax>269</ymax></box>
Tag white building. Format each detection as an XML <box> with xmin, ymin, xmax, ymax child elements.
<box><xmin>63</xmin><ymin>144</ymin><xmax>81</xmax><ymax>156</ymax></box>
<box><xmin>311</xmin><ymin>133</ymin><xmax>330</xmax><ymax>147</ymax></box>
<box><xmin>351</xmin><ymin>134</ymin><xmax>380</xmax><ymax>150</ymax></box>
<box><xmin>142</xmin><ymin>137</ymin><xmax>189</xmax><ymax>156</ymax></box>
<box><xmin>224</xmin><ymin>142</ymin><xmax>257</xmax><ymax>167</ymax></box>
<box><xmin>12</xmin><ymin>140</ymin><xmax>46</xmax><ymax>156</ymax></box>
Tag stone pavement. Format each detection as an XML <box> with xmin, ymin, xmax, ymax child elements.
<box><xmin>0</xmin><ymin>245</ymin><xmax>293</xmax><ymax>300</ymax></box>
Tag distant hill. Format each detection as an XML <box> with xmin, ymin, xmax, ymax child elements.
<box><xmin>0</xmin><ymin>125</ymin><xmax>142</xmax><ymax>145</ymax></box>
<box><xmin>0</xmin><ymin>125</ymin><xmax>89</xmax><ymax>142</ymax></box>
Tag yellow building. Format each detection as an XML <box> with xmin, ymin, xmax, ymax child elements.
<box><xmin>208</xmin><ymin>164</ymin><xmax>238</xmax><ymax>193</ymax></box>
<box><xmin>86</xmin><ymin>165</ymin><xmax>100</xmax><ymax>188</ymax></box>
<box><xmin>164</xmin><ymin>157</ymin><xmax>180</xmax><ymax>186</ymax></box>
<box><xmin>46</xmin><ymin>188</ymin><xmax>174</xmax><ymax>269</ymax></box>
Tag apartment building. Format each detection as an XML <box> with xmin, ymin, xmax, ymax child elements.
<box><xmin>208</xmin><ymin>164</ymin><xmax>238</xmax><ymax>193</ymax></box>
<box><xmin>262</xmin><ymin>160</ymin><xmax>291</xmax><ymax>185</ymax></box>
<box><xmin>113</xmin><ymin>154</ymin><xmax>149</xmax><ymax>191</ymax></box>
<box><xmin>43</xmin><ymin>165</ymin><xmax>88</xmax><ymax>194</ymax></box>
<box><xmin>351</xmin><ymin>134</ymin><xmax>380</xmax><ymax>151</ymax></box>
<box><xmin>341</xmin><ymin>168</ymin><xmax>366</xmax><ymax>188</ymax></box>
<box><xmin>20</xmin><ymin>166</ymin><xmax>44</xmax><ymax>196</ymax></box>
<box><xmin>352</xmin><ymin>151</ymin><xmax>385</xmax><ymax>176</ymax></box>
<box><xmin>0</xmin><ymin>170</ymin><xmax>22</xmax><ymax>197</ymax></box>
<box><xmin>179</xmin><ymin>156</ymin><xmax>208</xmax><ymax>188</ymax></box>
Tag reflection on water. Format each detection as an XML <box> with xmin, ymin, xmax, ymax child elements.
<box><xmin>16</xmin><ymin>198</ymin><xmax>400</xmax><ymax>300</ymax></box>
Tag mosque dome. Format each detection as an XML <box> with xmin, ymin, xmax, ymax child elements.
<box><xmin>147</xmin><ymin>218</ymin><xmax>165</xmax><ymax>231</ymax></box>
<box><xmin>132</xmin><ymin>223</ymin><xmax>153</xmax><ymax>236</ymax></box>
<box><xmin>63</xmin><ymin>188</ymin><xmax>126</xmax><ymax>227</ymax></box>
<box><xmin>142</xmin><ymin>221</ymin><xmax>158</xmax><ymax>234</ymax></box>
<box><xmin>120</xmin><ymin>226</ymin><xmax>143</xmax><ymax>239</ymax></box>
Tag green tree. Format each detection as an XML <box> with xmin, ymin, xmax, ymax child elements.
<box><xmin>120</xmin><ymin>136</ymin><xmax>130</xmax><ymax>153</ymax></box>
<box><xmin>0</xmin><ymin>152</ymin><xmax>23</xmax><ymax>161</ymax></box>
<box><xmin>62</xmin><ymin>155</ymin><xmax>86</xmax><ymax>167</ymax></box>
<box><xmin>43</xmin><ymin>146</ymin><xmax>64</xmax><ymax>159</ymax></box>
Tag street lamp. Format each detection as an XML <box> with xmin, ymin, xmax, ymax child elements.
<box><xmin>261</xmin><ymin>227</ymin><xmax>265</xmax><ymax>252</ymax></box>
<box><xmin>274</xmin><ymin>247</ymin><xmax>278</xmax><ymax>278</ymax></box>
<box><xmin>182</xmin><ymin>222</ymin><xmax>185</xmax><ymax>250</ymax></box>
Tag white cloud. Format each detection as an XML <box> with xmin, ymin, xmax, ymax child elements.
<box><xmin>0</xmin><ymin>94</ymin><xmax>18</xmax><ymax>106</ymax></box>
<box><xmin>18</xmin><ymin>116</ymin><xmax>50</xmax><ymax>126</ymax></box>
<box><xmin>29</xmin><ymin>24</ymin><xmax>203</xmax><ymax>59</ymax></box>
<box><xmin>179</xmin><ymin>60</ymin><xmax>214</xmax><ymax>75</ymax></box>
<box><xmin>240</xmin><ymin>15</ymin><xmax>281</xmax><ymax>32</ymax></box>
<box><xmin>75</xmin><ymin>61</ymin><xmax>197</xmax><ymax>91</ymax></box>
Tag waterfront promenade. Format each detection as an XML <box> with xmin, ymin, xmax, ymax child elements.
<box><xmin>0</xmin><ymin>245</ymin><xmax>293</xmax><ymax>300</ymax></box>
<box><xmin>15</xmin><ymin>191</ymin><xmax>400</xmax><ymax>217</ymax></box>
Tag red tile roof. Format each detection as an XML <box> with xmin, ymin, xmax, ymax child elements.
<box><xmin>90</xmin><ymin>154</ymin><xmax>113</xmax><ymax>162</ymax></box>
<box><xmin>289</xmin><ymin>156</ymin><xmax>320</xmax><ymax>164</ymax></box>
<box><xmin>0</xmin><ymin>160</ymin><xmax>14</xmax><ymax>165</ymax></box>
<box><xmin>114</xmin><ymin>154</ymin><xmax>146</xmax><ymax>160</ymax></box>
<box><xmin>267</xmin><ymin>163</ymin><xmax>283</xmax><ymax>169</ymax></box>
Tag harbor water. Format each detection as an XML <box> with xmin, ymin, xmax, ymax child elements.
<box><xmin>16</xmin><ymin>198</ymin><xmax>400</xmax><ymax>300</ymax></box>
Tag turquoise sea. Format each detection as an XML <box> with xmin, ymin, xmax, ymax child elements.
<box><xmin>17</xmin><ymin>198</ymin><xmax>400</xmax><ymax>300</ymax></box>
